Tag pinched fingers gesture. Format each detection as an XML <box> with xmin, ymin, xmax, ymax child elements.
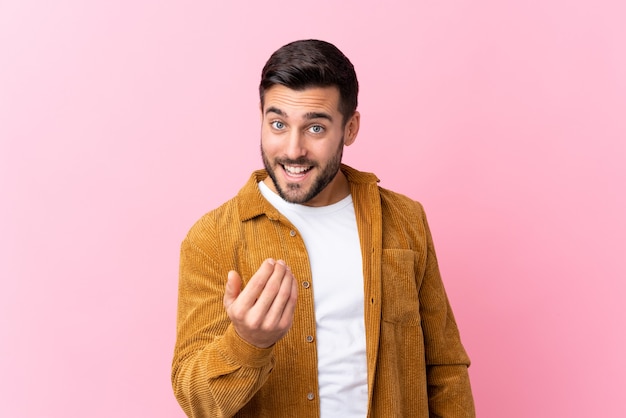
<box><xmin>223</xmin><ymin>258</ymin><xmax>298</xmax><ymax>348</ymax></box>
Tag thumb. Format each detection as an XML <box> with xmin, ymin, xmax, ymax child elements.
<box><xmin>223</xmin><ymin>270</ymin><xmax>242</xmax><ymax>309</ymax></box>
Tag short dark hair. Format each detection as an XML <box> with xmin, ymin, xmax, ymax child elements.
<box><xmin>259</xmin><ymin>39</ymin><xmax>359</xmax><ymax>125</ymax></box>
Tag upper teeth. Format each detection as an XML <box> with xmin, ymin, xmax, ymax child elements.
<box><xmin>285</xmin><ymin>166</ymin><xmax>308</xmax><ymax>174</ymax></box>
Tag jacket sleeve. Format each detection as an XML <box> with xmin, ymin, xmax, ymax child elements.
<box><xmin>171</xmin><ymin>225</ymin><xmax>275</xmax><ymax>418</ymax></box>
<box><xmin>417</xmin><ymin>203</ymin><xmax>476</xmax><ymax>417</ymax></box>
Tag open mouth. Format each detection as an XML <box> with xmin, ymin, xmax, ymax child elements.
<box><xmin>283</xmin><ymin>165</ymin><xmax>312</xmax><ymax>177</ymax></box>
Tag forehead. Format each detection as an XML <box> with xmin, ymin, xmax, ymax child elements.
<box><xmin>262</xmin><ymin>85</ymin><xmax>341</xmax><ymax>118</ymax></box>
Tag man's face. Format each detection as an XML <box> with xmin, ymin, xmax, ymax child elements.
<box><xmin>260</xmin><ymin>85</ymin><xmax>359</xmax><ymax>207</ymax></box>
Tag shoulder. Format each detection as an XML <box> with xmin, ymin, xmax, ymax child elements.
<box><xmin>342</xmin><ymin>164</ymin><xmax>426</xmax><ymax>218</ymax></box>
<box><xmin>183</xmin><ymin>195</ymin><xmax>241</xmax><ymax>251</ymax></box>
<box><xmin>378</xmin><ymin>186</ymin><xmax>426</xmax><ymax>219</ymax></box>
<box><xmin>375</xmin><ymin>186</ymin><xmax>434</xmax><ymax>251</ymax></box>
<box><xmin>184</xmin><ymin>170</ymin><xmax>269</xmax><ymax>245</ymax></box>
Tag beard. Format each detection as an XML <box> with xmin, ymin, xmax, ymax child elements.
<box><xmin>261</xmin><ymin>137</ymin><xmax>344</xmax><ymax>204</ymax></box>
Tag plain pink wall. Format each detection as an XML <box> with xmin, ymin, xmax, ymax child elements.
<box><xmin>1</xmin><ymin>1</ymin><xmax>625</xmax><ymax>417</ymax></box>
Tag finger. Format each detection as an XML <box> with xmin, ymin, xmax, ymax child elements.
<box><xmin>250</xmin><ymin>259</ymin><xmax>289</xmax><ymax>316</ymax></box>
<box><xmin>235</xmin><ymin>258</ymin><xmax>277</xmax><ymax>308</ymax></box>
<box><xmin>277</xmin><ymin>273</ymin><xmax>298</xmax><ymax>329</ymax></box>
<box><xmin>265</xmin><ymin>265</ymin><xmax>297</xmax><ymax>325</ymax></box>
<box><xmin>223</xmin><ymin>270</ymin><xmax>242</xmax><ymax>309</ymax></box>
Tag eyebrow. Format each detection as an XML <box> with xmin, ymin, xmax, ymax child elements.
<box><xmin>265</xmin><ymin>106</ymin><xmax>333</xmax><ymax>122</ymax></box>
<box><xmin>304</xmin><ymin>111</ymin><xmax>333</xmax><ymax>122</ymax></box>
<box><xmin>265</xmin><ymin>106</ymin><xmax>286</xmax><ymax>117</ymax></box>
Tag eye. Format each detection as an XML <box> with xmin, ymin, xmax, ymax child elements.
<box><xmin>271</xmin><ymin>121</ymin><xmax>285</xmax><ymax>130</ymax></box>
<box><xmin>308</xmin><ymin>125</ymin><xmax>325</xmax><ymax>134</ymax></box>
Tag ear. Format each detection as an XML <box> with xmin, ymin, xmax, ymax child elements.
<box><xmin>344</xmin><ymin>111</ymin><xmax>360</xmax><ymax>146</ymax></box>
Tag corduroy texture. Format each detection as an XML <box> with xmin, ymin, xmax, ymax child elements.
<box><xmin>172</xmin><ymin>165</ymin><xmax>475</xmax><ymax>418</ymax></box>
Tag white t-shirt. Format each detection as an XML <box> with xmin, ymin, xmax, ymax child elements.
<box><xmin>259</xmin><ymin>181</ymin><xmax>368</xmax><ymax>417</ymax></box>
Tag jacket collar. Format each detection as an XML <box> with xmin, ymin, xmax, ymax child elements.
<box><xmin>236</xmin><ymin>164</ymin><xmax>379</xmax><ymax>222</ymax></box>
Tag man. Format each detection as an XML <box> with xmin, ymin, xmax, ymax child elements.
<box><xmin>172</xmin><ymin>39</ymin><xmax>475</xmax><ymax>417</ymax></box>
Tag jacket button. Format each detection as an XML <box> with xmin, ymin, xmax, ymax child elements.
<box><xmin>289</xmin><ymin>230</ymin><xmax>296</xmax><ymax>237</ymax></box>
<box><xmin>307</xmin><ymin>392</ymin><xmax>315</xmax><ymax>400</ymax></box>
<box><xmin>305</xmin><ymin>335</ymin><xmax>314</xmax><ymax>343</ymax></box>
<box><xmin>302</xmin><ymin>281</ymin><xmax>310</xmax><ymax>288</ymax></box>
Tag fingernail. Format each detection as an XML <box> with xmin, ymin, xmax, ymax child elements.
<box><xmin>267</xmin><ymin>258</ymin><xmax>275</xmax><ymax>265</ymax></box>
<box><xmin>277</xmin><ymin>259</ymin><xmax>286</xmax><ymax>266</ymax></box>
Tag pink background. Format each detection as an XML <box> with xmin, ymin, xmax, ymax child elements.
<box><xmin>1</xmin><ymin>1</ymin><xmax>625</xmax><ymax>417</ymax></box>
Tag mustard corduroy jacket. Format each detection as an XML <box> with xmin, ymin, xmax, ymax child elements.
<box><xmin>172</xmin><ymin>164</ymin><xmax>475</xmax><ymax>417</ymax></box>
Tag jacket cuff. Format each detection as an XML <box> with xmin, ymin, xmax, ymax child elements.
<box><xmin>219</xmin><ymin>325</ymin><xmax>275</xmax><ymax>368</ymax></box>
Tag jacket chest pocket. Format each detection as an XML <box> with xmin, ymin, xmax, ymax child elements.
<box><xmin>380</xmin><ymin>249</ymin><xmax>421</xmax><ymax>324</ymax></box>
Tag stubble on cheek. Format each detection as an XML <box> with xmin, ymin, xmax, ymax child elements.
<box><xmin>259</xmin><ymin>138</ymin><xmax>344</xmax><ymax>204</ymax></box>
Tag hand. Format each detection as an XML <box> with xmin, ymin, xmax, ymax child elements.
<box><xmin>223</xmin><ymin>258</ymin><xmax>298</xmax><ymax>348</ymax></box>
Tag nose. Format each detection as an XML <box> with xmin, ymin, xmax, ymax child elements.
<box><xmin>284</xmin><ymin>130</ymin><xmax>306</xmax><ymax>160</ymax></box>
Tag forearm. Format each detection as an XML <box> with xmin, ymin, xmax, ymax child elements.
<box><xmin>427</xmin><ymin>364</ymin><xmax>475</xmax><ymax>417</ymax></box>
<box><xmin>172</xmin><ymin>325</ymin><xmax>275</xmax><ymax>417</ymax></box>
<box><xmin>173</xmin><ymin>233</ymin><xmax>276</xmax><ymax>416</ymax></box>
<box><xmin>417</xmin><ymin>202</ymin><xmax>475</xmax><ymax>416</ymax></box>
<box><xmin>421</xmin><ymin>296</ymin><xmax>474</xmax><ymax>416</ymax></box>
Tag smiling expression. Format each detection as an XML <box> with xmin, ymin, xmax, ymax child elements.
<box><xmin>260</xmin><ymin>85</ymin><xmax>360</xmax><ymax>206</ymax></box>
